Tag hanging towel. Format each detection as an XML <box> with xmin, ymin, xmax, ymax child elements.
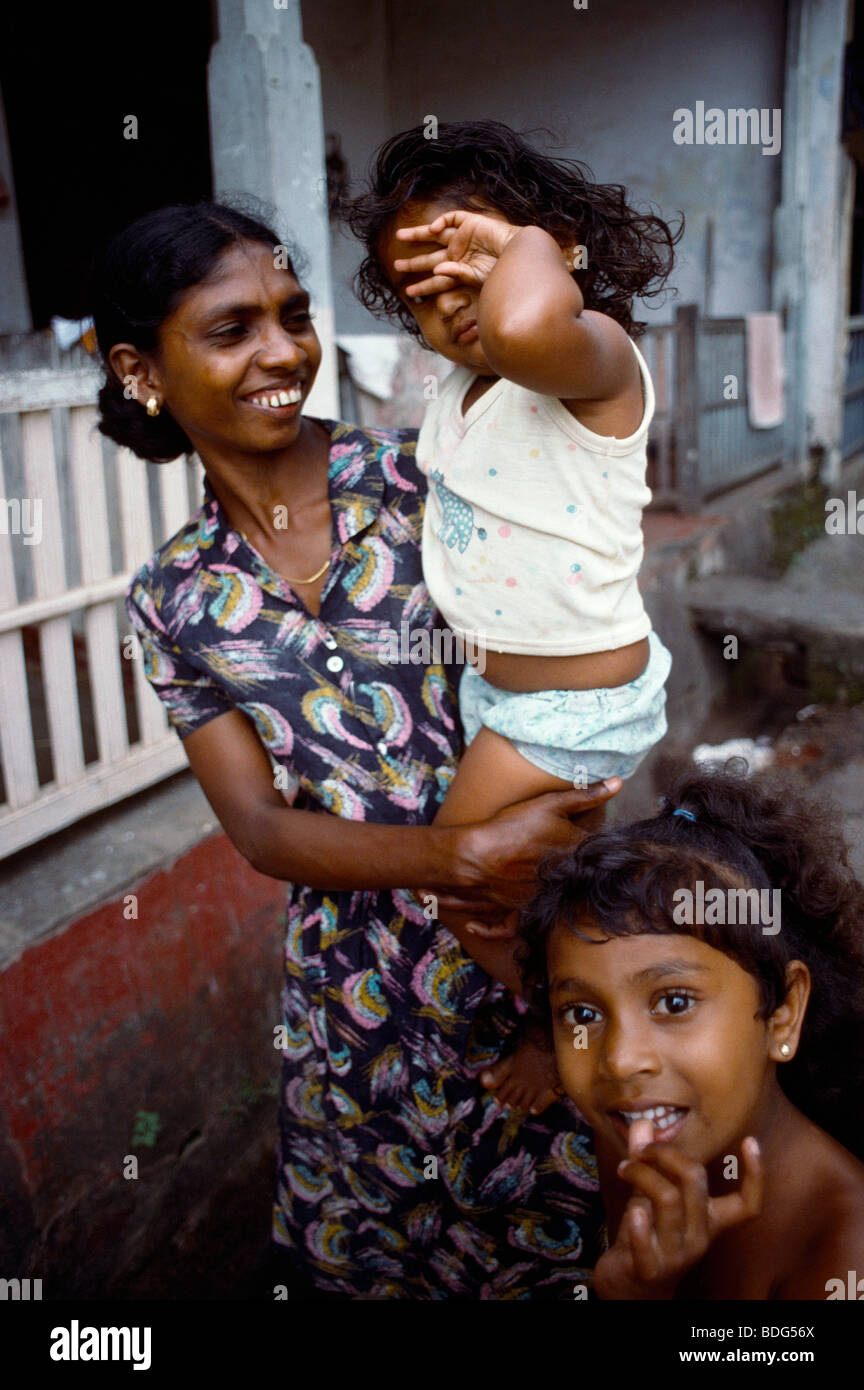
<box><xmin>746</xmin><ymin>312</ymin><xmax>785</xmax><ymax>429</ymax></box>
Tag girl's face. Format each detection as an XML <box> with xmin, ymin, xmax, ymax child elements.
<box><xmin>548</xmin><ymin>920</ymin><xmax>790</xmax><ymax>1168</ymax></box>
<box><xmin>378</xmin><ymin>198</ymin><xmax>507</xmax><ymax>375</ymax></box>
<box><xmin>137</xmin><ymin>240</ymin><xmax>321</xmax><ymax>460</ymax></box>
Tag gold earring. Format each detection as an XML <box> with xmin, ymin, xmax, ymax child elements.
<box><xmin>779</xmin><ymin>1043</ymin><xmax>791</xmax><ymax>1058</ymax></box>
<box><xmin>145</xmin><ymin>396</ymin><xmax>161</xmax><ymax>417</ymax></box>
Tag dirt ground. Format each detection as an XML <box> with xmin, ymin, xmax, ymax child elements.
<box><xmin>686</xmin><ymin>700</ymin><xmax>864</xmax><ymax>881</ymax></box>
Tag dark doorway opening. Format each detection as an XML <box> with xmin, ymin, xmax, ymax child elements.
<box><xmin>0</xmin><ymin>0</ymin><xmax>214</xmax><ymax>327</ymax></box>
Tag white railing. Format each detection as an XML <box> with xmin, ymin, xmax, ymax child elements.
<box><xmin>0</xmin><ymin>368</ymin><xmax>201</xmax><ymax>860</ymax></box>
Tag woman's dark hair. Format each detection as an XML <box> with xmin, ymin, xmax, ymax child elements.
<box><xmin>345</xmin><ymin>119</ymin><xmax>683</xmax><ymax>340</ymax></box>
<box><xmin>519</xmin><ymin>767</ymin><xmax>864</xmax><ymax>1160</ymax></box>
<box><xmin>91</xmin><ymin>201</ymin><xmax>298</xmax><ymax>463</ymax></box>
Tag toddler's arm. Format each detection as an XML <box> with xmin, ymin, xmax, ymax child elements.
<box><xmin>477</xmin><ymin>224</ymin><xmax>640</xmax><ymax>404</ymax></box>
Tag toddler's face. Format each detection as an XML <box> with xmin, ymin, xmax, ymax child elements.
<box><xmin>378</xmin><ymin>198</ymin><xmax>506</xmax><ymax>374</ymax></box>
<box><xmin>547</xmin><ymin>921</ymin><xmax>778</xmax><ymax>1168</ymax></box>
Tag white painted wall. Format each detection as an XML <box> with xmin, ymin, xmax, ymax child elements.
<box><xmin>304</xmin><ymin>0</ymin><xmax>786</xmax><ymax>333</ymax></box>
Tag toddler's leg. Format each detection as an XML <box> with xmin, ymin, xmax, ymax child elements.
<box><xmin>434</xmin><ymin>725</ymin><xmax>573</xmax><ymax>826</ymax></box>
<box><xmin>430</xmin><ymin>727</ymin><xmax>589</xmax><ymax>1116</ymax></box>
<box><xmin>429</xmin><ymin>724</ymin><xmax>606</xmax><ymax>935</ymax></box>
<box><xmin>480</xmin><ymin>1018</ymin><xmax>564</xmax><ymax>1116</ymax></box>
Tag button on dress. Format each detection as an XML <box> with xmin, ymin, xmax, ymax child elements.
<box><xmin>126</xmin><ymin>420</ymin><xmax>603</xmax><ymax>1298</ymax></box>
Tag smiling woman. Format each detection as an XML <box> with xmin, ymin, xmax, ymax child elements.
<box><xmin>92</xmin><ymin>204</ymin><xmax>312</xmax><ymax>464</ymax></box>
<box><xmin>88</xmin><ymin>200</ymin><xmax>623</xmax><ymax>1300</ymax></box>
<box><xmin>94</xmin><ymin>205</ymin><xmax>337</xmax><ymax>604</ymax></box>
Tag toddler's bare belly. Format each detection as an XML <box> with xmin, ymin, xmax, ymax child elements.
<box><xmin>475</xmin><ymin>637</ymin><xmax>650</xmax><ymax>693</ymax></box>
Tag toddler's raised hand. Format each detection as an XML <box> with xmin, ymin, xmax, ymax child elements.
<box><xmin>594</xmin><ymin>1123</ymin><xmax>763</xmax><ymax>1300</ymax></box>
<box><xmin>395</xmin><ymin>210</ymin><xmax>521</xmax><ymax>297</ymax></box>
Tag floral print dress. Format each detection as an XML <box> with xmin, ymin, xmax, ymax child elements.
<box><xmin>126</xmin><ymin>420</ymin><xmax>603</xmax><ymax>1299</ymax></box>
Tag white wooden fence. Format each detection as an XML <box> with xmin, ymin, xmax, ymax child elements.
<box><xmin>0</xmin><ymin>368</ymin><xmax>202</xmax><ymax>860</ymax></box>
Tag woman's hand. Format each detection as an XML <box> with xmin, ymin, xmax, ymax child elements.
<box><xmin>441</xmin><ymin>778</ymin><xmax>621</xmax><ymax>920</ymax></box>
<box><xmin>394</xmin><ymin>210</ymin><xmax>522</xmax><ymax>298</ymax></box>
<box><xmin>594</xmin><ymin>1124</ymin><xmax>763</xmax><ymax>1300</ymax></box>
<box><xmin>410</xmin><ymin>779</ymin><xmax>619</xmax><ymax>996</ymax></box>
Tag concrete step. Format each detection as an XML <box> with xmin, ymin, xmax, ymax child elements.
<box><xmin>687</xmin><ymin>574</ymin><xmax>864</xmax><ymax>678</ymax></box>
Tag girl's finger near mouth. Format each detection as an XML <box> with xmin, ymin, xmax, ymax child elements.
<box><xmin>610</xmin><ymin>1106</ymin><xmax>689</xmax><ymax>1149</ymax></box>
<box><xmin>629</xmin><ymin>1117</ymin><xmax>653</xmax><ymax>1155</ymax></box>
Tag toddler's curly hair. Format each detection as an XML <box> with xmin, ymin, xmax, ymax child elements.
<box><xmin>345</xmin><ymin>119</ymin><xmax>683</xmax><ymax>340</ymax></box>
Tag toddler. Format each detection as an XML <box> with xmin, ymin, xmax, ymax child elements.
<box><xmin>349</xmin><ymin>120</ymin><xmax>682</xmax><ymax>1112</ymax></box>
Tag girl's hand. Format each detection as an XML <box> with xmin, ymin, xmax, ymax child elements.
<box><xmin>394</xmin><ymin>210</ymin><xmax>522</xmax><ymax>298</ymax></box>
<box><xmin>594</xmin><ymin>1125</ymin><xmax>763</xmax><ymax>1300</ymax></box>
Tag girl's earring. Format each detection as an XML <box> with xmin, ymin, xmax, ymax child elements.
<box><xmin>145</xmin><ymin>396</ymin><xmax>161</xmax><ymax>418</ymax></box>
<box><xmin>779</xmin><ymin>1043</ymin><xmax>791</xmax><ymax>1058</ymax></box>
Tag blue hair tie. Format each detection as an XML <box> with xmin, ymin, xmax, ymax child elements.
<box><xmin>672</xmin><ymin>807</ymin><xmax>697</xmax><ymax>822</ymax></box>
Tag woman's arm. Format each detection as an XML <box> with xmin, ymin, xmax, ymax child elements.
<box><xmin>184</xmin><ymin>708</ymin><xmax>472</xmax><ymax>889</ymax></box>
<box><xmin>182</xmin><ymin>708</ymin><xmax>618</xmax><ymax>940</ymax></box>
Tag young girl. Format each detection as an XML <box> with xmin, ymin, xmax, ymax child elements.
<box><xmin>518</xmin><ymin>767</ymin><xmax>864</xmax><ymax>1298</ymax></box>
<box><xmin>348</xmin><ymin>120</ymin><xmax>682</xmax><ymax>1112</ymax></box>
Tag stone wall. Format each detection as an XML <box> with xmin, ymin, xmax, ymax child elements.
<box><xmin>0</xmin><ymin>829</ymin><xmax>286</xmax><ymax>1298</ymax></box>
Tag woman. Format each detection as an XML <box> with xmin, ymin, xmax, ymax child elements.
<box><xmin>94</xmin><ymin>201</ymin><xmax>618</xmax><ymax>1299</ymax></box>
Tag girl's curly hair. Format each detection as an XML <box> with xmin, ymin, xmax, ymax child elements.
<box><xmin>345</xmin><ymin>119</ymin><xmax>684</xmax><ymax>340</ymax></box>
<box><xmin>519</xmin><ymin>767</ymin><xmax>864</xmax><ymax>1161</ymax></box>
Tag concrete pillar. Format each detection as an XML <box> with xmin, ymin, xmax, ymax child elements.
<box><xmin>207</xmin><ymin>0</ymin><xmax>338</xmax><ymax>418</ymax></box>
<box><xmin>772</xmin><ymin>0</ymin><xmax>855</xmax><ymax>483</ymax></box>
<box><xmin>0</xmin><ymin>84</ymin><xmax>32</xmax><ymax>334</ymax></box>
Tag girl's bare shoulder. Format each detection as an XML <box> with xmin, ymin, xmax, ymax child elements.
<box><xmin>773</xmin><ymin>1129</ymin><xmax>864</xmax><ymax>1299</ymax></box>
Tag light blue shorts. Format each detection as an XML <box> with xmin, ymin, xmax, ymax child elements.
<box><xmin>459</xmin><ymin>631</ymin><xmax>672</xmax><ymax>782</ymax></box>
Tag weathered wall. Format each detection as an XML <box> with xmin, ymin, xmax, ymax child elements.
<box><xmin>299</xmin><ymin>0</ymin><xmax>393</xmax><ymax>337</ymax></box>
<box><xmin>303</xmin><ymin>0</ymin><xmax>786</xmax><ymax>334</ymax></box>
<box><xmin>0</xmin><ymin>85</ymin><xmax>30</xmax><ymax>334</ymax></box>
<box><xmin>209</xmin><ymin>0</ymin><xmax>339</xmax><ymax>417</ymax></box>
<box><xmin>0</xmin><ymin>833</ymin><xmax>286</xmax><ymax>1298</ymax></box>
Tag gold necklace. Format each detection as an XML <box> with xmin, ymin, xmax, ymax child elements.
<box><xmin>282</xmin><ymin>557</ymin><xmax>330</xmax><ymax>584</ymax></box>
<box><xmin>239</xmin><ymin>529</ymin><xmax>329</xmax><ymax>584</ymax></box>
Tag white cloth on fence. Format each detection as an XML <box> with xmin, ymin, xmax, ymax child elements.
<box><xmin>50</xmin><ymin>316</ymin><xmax>94</xmax><ymax>351</ymax></box>
<box><xmin>336</xmin><ymin>335</ymin><xmax>403</xmax><ymax>400</ymax></box>
<box><xmin>745</xmin><ymin>312</ymin><xmax>785</xmax><ymax>429</ymax></box>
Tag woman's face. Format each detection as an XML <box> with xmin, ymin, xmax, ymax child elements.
<box><xmin>548</xmin><ymin>920</ymin><xmax>788</xmax><ymax>1168</ymax></box>
<box><xmin>144</xmin><ymin>240</ymin><xmax>321</xmax><ymax>459</ymax></box>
